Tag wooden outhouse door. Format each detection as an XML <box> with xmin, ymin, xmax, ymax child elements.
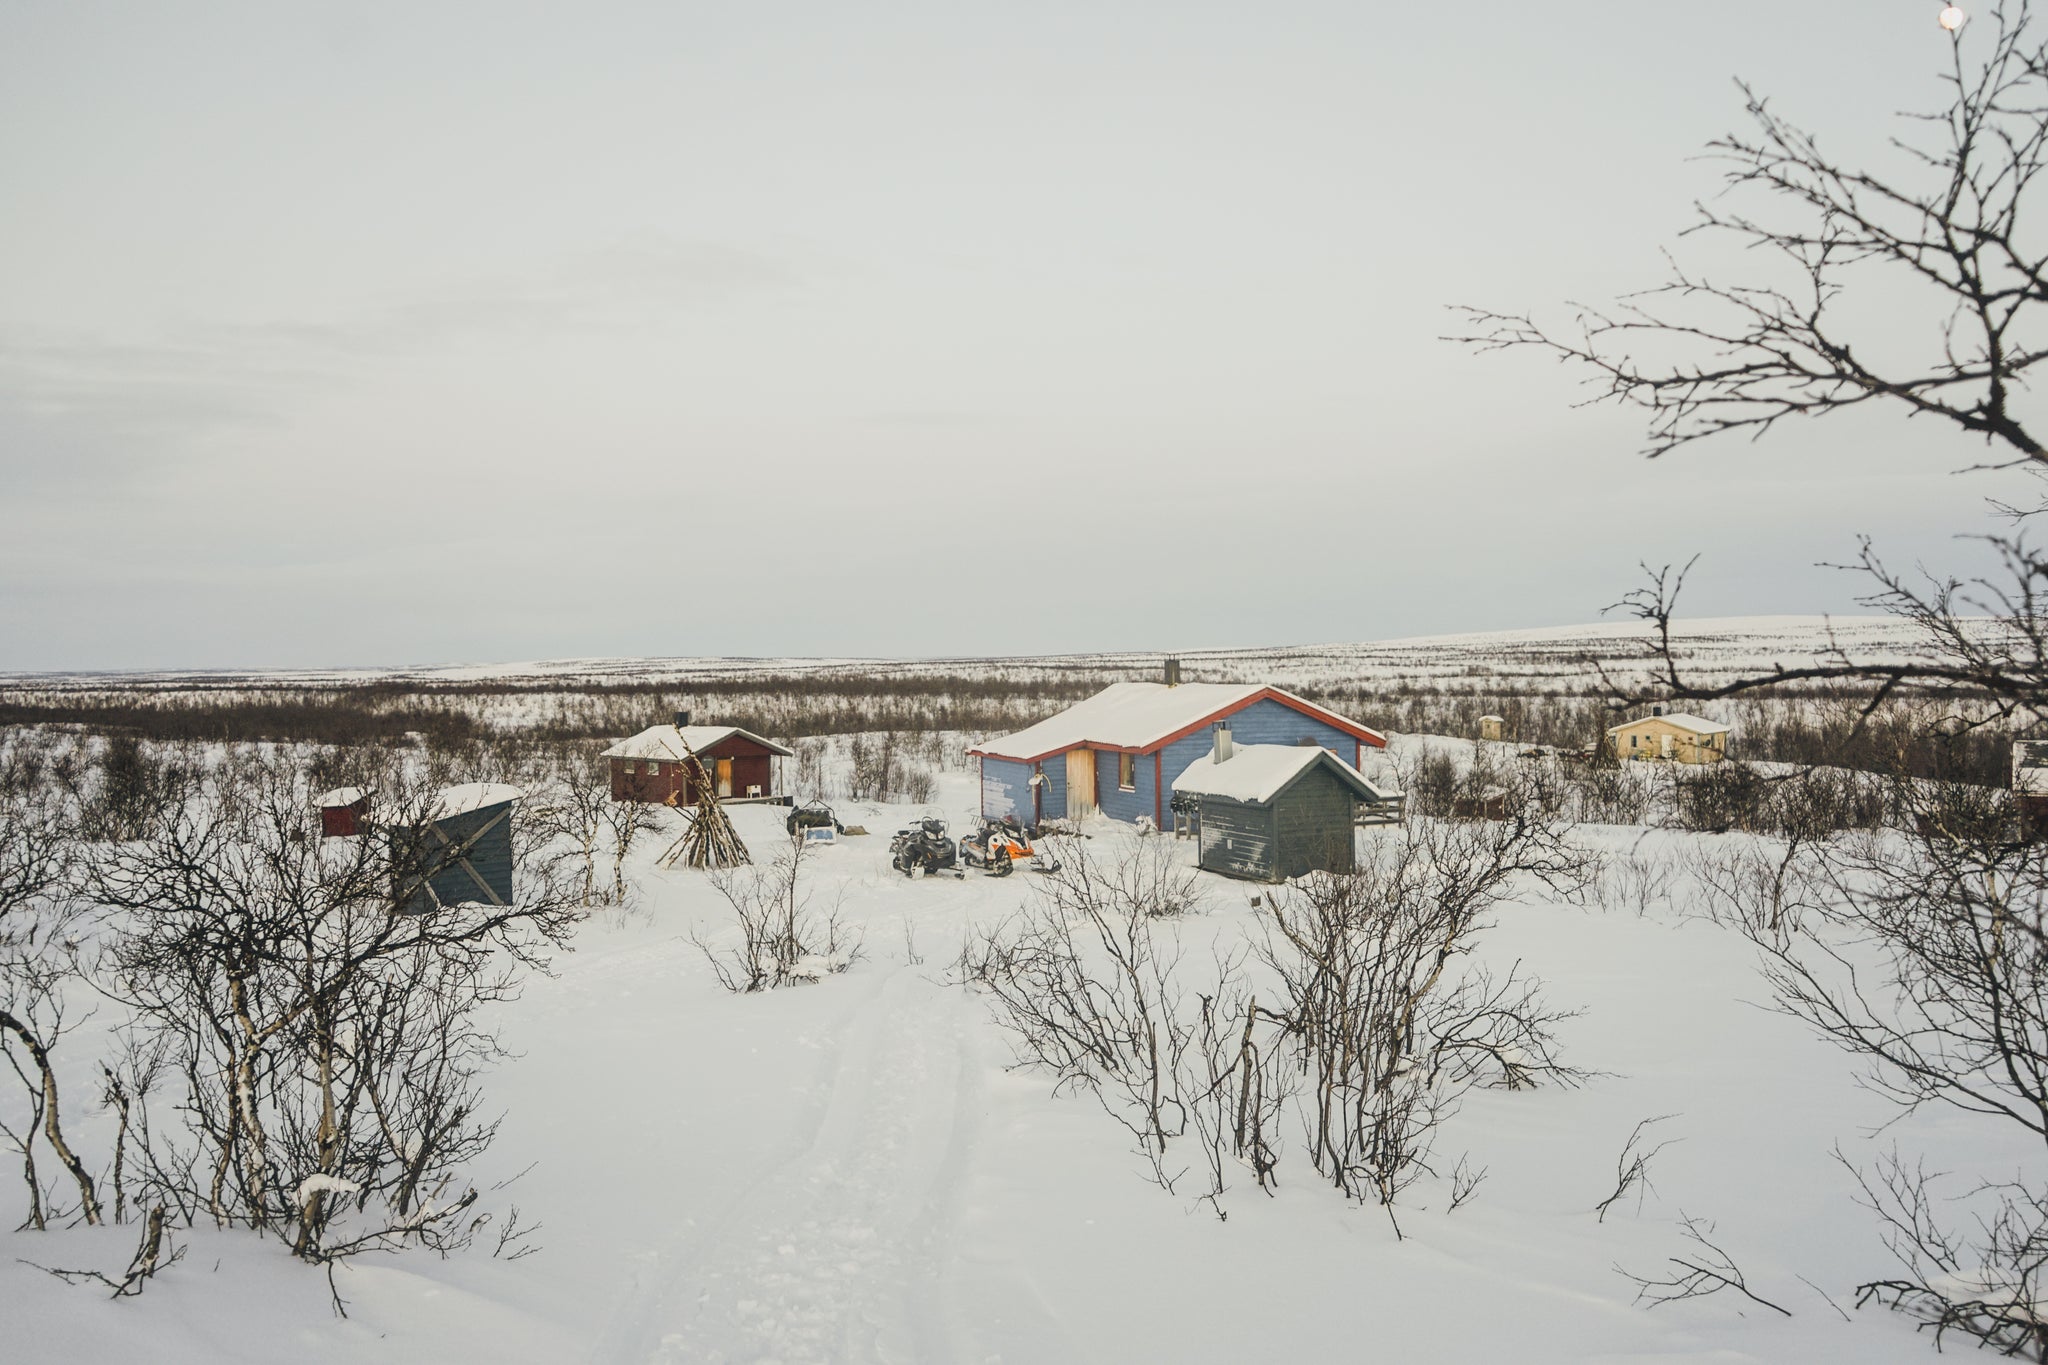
<box><xmin>1066</xmin><ymin>750</ymin><xmax>1096</xmax><ymax>818</ymax></box>
<box><xmin>716</xmin><ymin>758</ymin><xmax>734</xmax><ymax>798</ymax></box>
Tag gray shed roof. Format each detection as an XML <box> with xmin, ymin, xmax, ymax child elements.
<box><xmin>1173</xmin><ymin>744</ymin><xmax>1396</xmax><ymax>806</ymax></box>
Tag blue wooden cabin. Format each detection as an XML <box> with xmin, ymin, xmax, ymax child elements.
<box><xmin>970</xmin><ymin>674</ymin><xmax>1385</xmax><ymax>828</ymax></box>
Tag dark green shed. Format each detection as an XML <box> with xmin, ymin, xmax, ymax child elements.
<box><xmin>392</xmin><ymin>783</ymin><xmax>522</xmax><ymax>913</ymax></box>
<box><xmin>1173</xmin><ymin>743</ymin><xmax>1395</xmax><ymax>882</ymax></box>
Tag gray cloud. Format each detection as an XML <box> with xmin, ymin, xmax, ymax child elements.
<box><xmin>0</xmin><ymin>1</ymin><xmax>2021</xmax><ymax>670</ymax></box>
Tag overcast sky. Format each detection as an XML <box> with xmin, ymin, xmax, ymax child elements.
<box><xmin>0</xmin><ymin>2</ymin><xmax>2034</xmax><ymax>670</ymax></box>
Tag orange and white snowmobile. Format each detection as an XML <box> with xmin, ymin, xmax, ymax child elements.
<box><xmin>960</xmin><ymin>815</ymin><xmax>1062</xmax><ymax>876</ymax></box>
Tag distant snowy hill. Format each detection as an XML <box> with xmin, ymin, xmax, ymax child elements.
<box><xmin>6</xmin><ymin>615</ymin><xmax>1975</xmax><ymax>695</ymax></box>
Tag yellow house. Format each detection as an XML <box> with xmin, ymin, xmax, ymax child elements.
<box><xmin>1606</xmin><ymin>711</ymin><xmax>1730</xmax><ymax>764</ymax></box>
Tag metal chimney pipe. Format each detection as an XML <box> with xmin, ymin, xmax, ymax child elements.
<box><xmin>1164</xmin><ymin>657</ymin><xmax>1182</xmax><ymax>687</ymax></box>
<box><xmin>1212</xmin><ymin>722</ymin><xmax>1233</xmax><ymax>764</ymax></box>
<box><xmin>674</xmin><ymin>710</ymin><xmax>693</xmax><ymax>728</ymax></box>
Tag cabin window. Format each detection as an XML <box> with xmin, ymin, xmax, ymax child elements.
<box><xmin>1630</xmin><ymin>735</ymin><xmax>1638</xmax><ymax>749</ymax></box>
<box><xmin>623</xmin><ymin>761</ymin><xmax>637</xmax><ymax>774</ymax></box>
<box><xmin>1118</xmin><ymin>753</ymin><xmax>1136</xmax><ymax>791</ymax></box>
<box><xmin>649</xmin><ymin>761</ymin><xmax>662</xmax><ymax>776</ymax></box>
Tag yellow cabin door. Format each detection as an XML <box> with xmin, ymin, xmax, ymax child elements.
<box><xmin>1066</xmin><ymin>749</ymin><xmax>1096</xmax><ymax>818</ymax></box>
<box><xmin>716</xmin><ymin>758</ymin><xmax>734</xmax><ymax>798</ymax></box>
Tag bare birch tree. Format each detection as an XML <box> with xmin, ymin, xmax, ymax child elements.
<box><xmin>1453</xmin><ymin>6</ymin><xmax>2048</xmax><ymax>1345</ymax></box>
<box><xmin>92</xmin><ymin>749</ymin><xmax>580</xmax><ymax>1262</ymax></box>
<box><xmin>0</xmin><ymin>777</ymin><xmax>100</xmax><ymax>1228</ymax></box>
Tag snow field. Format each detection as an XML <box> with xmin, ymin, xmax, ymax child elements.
<box><xmin>6</xmin><ymin>764</ymin><xmax>2009</xmax><ymax>1364</ymax></box>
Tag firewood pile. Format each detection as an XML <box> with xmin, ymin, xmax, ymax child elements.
<box><xmin>657</xmin><ymin>742</ymin><xmax>752</xmax><ymax>869</ymax></box>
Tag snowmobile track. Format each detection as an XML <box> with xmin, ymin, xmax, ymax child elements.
<box><xmin>588</xmin><ymin>966</ymin><xmax>1019</xmax><ymax>1365</ymax></box>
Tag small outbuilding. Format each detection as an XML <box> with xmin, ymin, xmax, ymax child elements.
<box><xmin>2014</xmin><ymin>742</ymin><xmax>2048</xmax><ymax>839</ymax></box>
<box><xmin>1478</xmin><ymin>715</ymin><xmax>1505</xmax><ymax>742</ymax></box>
<box><xmin>316</xmin><ymin>787</ymin><xmax>372</xmax><ymax>839</ymax></box>
<box><xmin>1173</xmin><ymin>729</ymin><xmax>1397</xmax><ymax>882</ymax></box>
<box><xmin>394</xmin><ymin>782</ymin><xmax>521</xmax><ymax>913</ymax></box>
<box><xmin>603</xmin><ymin>714</ymin><xmax>795</xmax><ymax>805</ymax></box>
<box><xmin>1606</xmin><ymin>710</ymin><xmax>1730</xmax><ymax>764</ymax></box>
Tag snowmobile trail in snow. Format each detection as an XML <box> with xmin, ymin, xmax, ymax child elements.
<box><xmin>588</xmin><ymin>965</ymin><xmax>1059</xmax><ymax>1365</ymax></box>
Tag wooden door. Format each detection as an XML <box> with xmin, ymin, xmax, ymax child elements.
<box><xmin>1066</xmin><ymin>749</ymin><xmax>1096</xmax><ymax>818</ymax></box>
<box><xmin>716</xmin><ymin>758</ymin><xmax>734</xmax><ymax>798</ymax></box>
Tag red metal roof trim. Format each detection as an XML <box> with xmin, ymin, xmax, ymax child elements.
<box><xmin>967</xmin><ymin>687</ymin><xmax>1386</xmax><ymax>765</ymax></box>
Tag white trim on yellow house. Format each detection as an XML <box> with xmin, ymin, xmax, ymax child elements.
<box><xmin>1605</xmin><ymin>713</ymin><xmax>1731</xmax><ymax>764</ymax></box>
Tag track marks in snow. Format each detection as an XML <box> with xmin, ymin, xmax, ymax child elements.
<box><xmin>595</xmin><ymin>968</ymin><xmax>990</xmax><ymax>1365</ymax></box>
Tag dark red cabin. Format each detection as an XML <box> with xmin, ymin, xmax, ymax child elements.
<box><xmin>603</xmin><ymin>720</ymin><xmax>794</xmax><ymax>806</ymax></box>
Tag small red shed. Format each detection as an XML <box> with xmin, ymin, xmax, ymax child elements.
<box><xmin>316</xmin><ymin>787</ymin><xmax>373</xmax><ymax>838</ymax></box>
<box><xmin>602</xmin><ymin>717</ymin><xmax>794</xmax><ymax>806</ymax></box>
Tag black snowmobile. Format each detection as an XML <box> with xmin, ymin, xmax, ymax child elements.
<box><xmin>889</xmin><ymin>817</ymin><xmax>960</xmax><ymax>877</ymax></box>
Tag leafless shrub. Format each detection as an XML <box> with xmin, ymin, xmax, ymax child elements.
<box><xmin>31</xmin><ymin>1203</ymin><xmax>184</xmax><ymax>1298</ymax></box>
<box><xmin>0</xmin><ymin>780</ymin><xmax>99</xmax><ymax>1229</ymax></box>
<box><xmin>488</xmin><ymin>1203</ymin><xmax>541</xmax><ymax>1261</ymax></box>
<box><xmin>966</xmin><ymin>807</ymin><xmax>1593</xmax><ymax>1227</ymax></box>
<box><xmin>1595</xmin><ymin>1114</ymin><xmax>1681</xmax><ymax>1223</ymax></box>
<box><xmin>1727</xmin><ymin>807</ymin><xmax>2048</xmax><ymax>1348</ymax></box>
<box><xmin>1255</xmin><ymin>816</ymin><xmax>1590</xmax><ymax>1229</ymax></box>
<box><xmin>894</xmin><ymin>760</ymin><xmax>936</xmax><ymax>804</ymax></box>
<box><xmin>1448</xmin><ymin>1154</ymin><xmax>1487</xmax><ymax>1212</ymax></box>
<box><xmin>956</xmin><ymin>842</ymin><xmax>1196</xmax><ymax>1186</ymax></box>
<box><xmin>77</xmin><ymin>734</ymin><xmax>186</xmax><ymax>844</ymax></box>
<box><xmin>1423</xmin><ymin>959</ymin><xmax>1585</xmax><ymax>1093</ymax></box>
<box><xmin>92</xmin><ymin>748</ymin><xmax>582</xmax><ymax>1264</ymax></box>
<box><xmin>1682</xmin><ymin>833</ymin><xmax>1826</xmax><ymax>942</ymax></box>
<box><xmin>845</xmin><ymin>733</ymin><xmax>896</xmax><ymax>802</ymax></box>
<box><xmin>597</xmin><ymin>786</ymin><xmax>660</xmax><ymax>908</ymax></box>
<box><xmin>1620</xmin><ymin>1213</ymin><xmax>1792</xmax><ymax>1317</ymax></box>
<box><xmin>1401</xmin><ymin>749</ymin><xmax>1462</xmax><ymax>818</ymax></box>
<box><xmin>1569</xmin><ymin>762</ymin><xmax>1653</xmax><ymax>827</ymax></box>
<box><xmin>793</xmin><ymin>739</ymin><xmax>827</xmax><ymax>799</ymax></box>
<box><xmin>1599</xmin><ymin>836</ymin><xmax>1674</xmax><ymax>918</ymax></box>
<box><xmin>1040</xmin><ymin>834</ymin><xmax>1207</xmax><ymax>922</ymax></box>
<box><xmin>692</xmin><ymin>836</ymin><xmax>859</xmax><ymax>992</ymax></box>
<box><xmin>1669</xmin><ymin>761</ymin><xmax>1770</xmax><ymax>834</ymax></box>
<box><xmin>840</xmin><ymin>730</ymin><xmax>937</xmax><ymax>803</ymax></box>
<box><xmin>955</xmin><ymin>840</ymin><xmax>1287</xmax><ymax>1218</ymax></box>
<box><xmin>530</xmin><ymin>747</ymin><xmax>612</xmax><ymax>907</ymax></box>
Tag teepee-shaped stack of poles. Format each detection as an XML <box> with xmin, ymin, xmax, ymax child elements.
<box><xmin>658</xmin><ymin>739</ymin><xmax>751</xmax><ymax>870</ymax></box>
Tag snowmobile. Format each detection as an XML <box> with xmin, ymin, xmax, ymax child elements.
<box><xmin>960</xmin><ymin>815</ymin><xmax>1062</xmax><ymax>876</ymax></box>
<box><xmin>888</xmin><ymin>817</ymin><xmax>961</xmax><ymax>878</ymax></box>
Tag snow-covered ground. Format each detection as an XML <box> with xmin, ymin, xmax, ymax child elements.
<box><xmin>5</xmin><ymin>756</ymin><xmax>2008</xmax><ymax>1364</ymax></box>
<box><xmin>1</xmin><ymin>613</ymin><xmax>1982</xmax><ymax>696</ymax></box>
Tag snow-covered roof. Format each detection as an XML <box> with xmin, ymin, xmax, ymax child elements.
<box><xmin>427</xmin><ymin>783</ymin><xmax>523</xmax><ymax>821</ymax></box>
<box><xmin>970</xmin><ymin>683</ymin><xmax>1384</xmax><ymax>763</ymax></box>
<box><xmin>1172</xmin><ymin>744</ymin><xmax>1395</xmax><ymax>806</ymax></box>
<box><xmin>1605</xmin><ymin>712</ymin><xmax>1731</xmax><ymax>736</ymax></box>
<box><xmin>601</xmin><ymin>724</ymin><xmax>796</xmax><ymax>761</ymax></box>
<box><xmin>315</xmin><ymin>786</ymin><xmax>371</xmax><ymax>809</ymax></box>
<box><xmin>2015</xmin><ymin>741</ymin><xmax>2048</xmax><ymax>795</ymax></box>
